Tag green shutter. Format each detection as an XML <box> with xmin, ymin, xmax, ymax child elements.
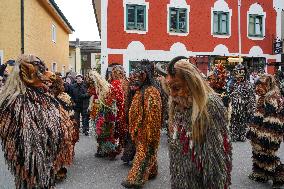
<box><xmin>226</xmin><ymin>12</ymin><xmax>229</xmax><ymax>34</ymax></box>
<box><xmin>126</xmin><ymin>5</ymin><xmax>129</xmax><ymax>29</ymax></box>
<box><xmin>143</xmin><ymin>5</ymin><xmax>146</xmax><ymax>30</ymax></box>
<box><xmin>213</xmin><ymin>12</ymin><xmax>218</xmax><ymax>34</ymax></box>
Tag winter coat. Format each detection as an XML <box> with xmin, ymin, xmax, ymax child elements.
<box><xmin>70</xmin><ymin>82</ymin><xmax>90</xmax><ymax>110</ymax></box>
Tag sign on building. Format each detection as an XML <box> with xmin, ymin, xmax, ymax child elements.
<box><xmin>273</xmin><ymin>40</ymin><xmax>283</xmax><ymax>54</ymax></box>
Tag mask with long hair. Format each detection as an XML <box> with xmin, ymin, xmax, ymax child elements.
<box><xmin>167</xmin><ymin>58</ymin><xmax>215</xmax><ymax>144</ymax></box>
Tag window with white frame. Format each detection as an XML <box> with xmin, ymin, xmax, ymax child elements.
<box><xmin>169</xmin><ymin>8</ymin><xmax>187</xmax><ymax>33</ymax></box>
<box><xmin>248</xmin><ymin>14</ymin><xmax>263</xmax><ymax>37</ymax></box>
<box><xmin>213</xmin><ymin>11</ymin><xmax>229</xmax><ymax>35</ymax></box>
<box><xmin>62</xmin><ymin>65</ymin><xmax>66</xmax><ymax>76</ymax></box>
<box><xmin>126</xmin><ymin>4</ymin><xmax>146</xmax><ymax>31</ymax></box>
<box><xmin>52</xmin><ymin>24</ymin><xmax>56</xmax><ymax>42</ymax></box>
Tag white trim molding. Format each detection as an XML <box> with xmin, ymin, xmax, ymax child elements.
<box><xmin>51</xmin><ymin>23</ymin><xmax>56</xmax><ymax>43</ymax></box>
<box><xmin>273</xmin><ymin>0</ymin><xmax>284</xmax><ymax>62</ymax></box>
<box><xmin>247</xmin><ymin>3</ymin><xmax>266</xmax><ymax>41</ymax></box>
<box><xmin>0</xmin><ymin>50</ymin><xmax>3</xmax><ymax>65</ymax></box>
<box><xmin>249</xmin><ymin>46</ymin><xmax>264</xmax><ymax>57</ymax></box>
<box><xmin>167</xmin><ymin>0</ymin><xmax>190</xmax><ymax>36</ymax></box>
<box><xmin>213</xmin><ymin>44</ymin><xmax>230</xmax><ymax>56</ymax></box>
<box><xmin>101</xmin><ymin>0</ymin><xmax>108</xmax><ymax>77</ymax></box>
<box><xmin>123</xmin><ymin>0</ymin><xmax>149</xmax><ymax>35</ymax></box>
<box><xmin>211</xmin><ymin>0</ymin><xmax>232</xmax><ymax>39</ymax></box>
<box><xmin>107</xmin><ymin>42</ymin><xmax>276</xmax><ymax>76</ymax></box>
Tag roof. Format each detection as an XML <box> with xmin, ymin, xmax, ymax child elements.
<box><xmin>92</xmin><ymin>0</ymin><xmax>101</xmax><ymax>38</ymax></box>
<box><xmin>69</xmin><ymin>41</ymin><xmax>101</xmax><ymax>51</ymax></box>
<box><xmin>49</xmin><ymin>0</ymin><xmax>75</xmax><ymax>32</ymax></box>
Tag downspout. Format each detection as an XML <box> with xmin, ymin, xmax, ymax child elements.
<box><xmin>75</xmin><ymin>49</ymin><xmax>77</xmax><ymax>72</ymax></box>
<box><xmin>238</xmin><ymin>0</ymin><xmax>242</xmax><ymax>64</ymax></box>
<box><xmin>21</xmin><ymin>0</ymin><xmax>24</xmax><ymax>54</ymax></box>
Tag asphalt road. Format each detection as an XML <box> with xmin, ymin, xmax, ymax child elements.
<box><xmin>0</xmin><ymin>133</ymin><xmax>283</xmax><ymax>189</ymax></box>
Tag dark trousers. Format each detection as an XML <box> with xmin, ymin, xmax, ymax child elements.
<box><xmin>74</xmin><ymin>107</ymin><xmax>89</xmax><ymax>133</ymax></box>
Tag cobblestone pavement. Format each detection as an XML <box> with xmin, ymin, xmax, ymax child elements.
<box><xmin>0</xmin><ymin>133</ymin><xmax>283</xmax><ymax>189</ymax></box>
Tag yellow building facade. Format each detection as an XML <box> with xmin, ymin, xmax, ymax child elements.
<box><xmin>0</xmin><ymin>0</ymin><xmax>74</xmax><ymax>74</ymax></box>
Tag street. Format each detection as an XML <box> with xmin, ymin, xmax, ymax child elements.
<box><xmin>0</xmin><ymin>132</ymin><xmax>283</xmax><ymax>189</ymax></box>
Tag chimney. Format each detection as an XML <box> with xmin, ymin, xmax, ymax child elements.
<box><xmin>75</xmin><ymin>38</ymin><xmax>80</xmax><ymax>47</ymax></box>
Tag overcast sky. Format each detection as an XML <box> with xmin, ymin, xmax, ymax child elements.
<box><xmin>55</xmin><ymin>0</ymin><xmax>100</xmax><ymax>41</ymax></box>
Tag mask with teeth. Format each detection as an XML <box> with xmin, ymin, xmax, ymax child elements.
<box><xmin>19</xmin><ymin>54</ymin><xmax>51</xmax><ymax>90</ymax></box>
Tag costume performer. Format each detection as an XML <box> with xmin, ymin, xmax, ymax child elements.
<box><xmin>230</xmin><ymin>63</ymin><xmax>255</xmax><ymax>141</ymax></box>
<box><xmin>121</xmin><ymin>60</ymin><xmax>162</xmax><ymax>188</ymax></box>
<box><xmin>247</xmin><ymin>74</ymin><xmax>284</xmax><ymax>188</ymax></box>
<box><xmin>275</xmin><ymin>68</ymin><xmax>284</xmax><ymax>96</ymax></box>
<box><xmin>107</xmin><ymin>67</ymin><xmax>137</xmax><ymax>164</ymax></box>
<box><xmin>208</xmin><ymin>63</ymin><xmax>230</xmax><ymax>107</ymax></box>
<box><xmin>108</xmin><ymin>65</ymin><xmax>128</xmax><ymax>158</ymax></box>
<box><xmin>0</xmin><ymin>55</ymin><xmax>74</xmax><ymax>189</ymax></box>
<box><xmin>49</xmin><ymin>74</ymin><xmax>79</xmax><ymax>181</ymax></box>
<box><xmin>89</xmin><ymin>70</ymin><xmax>125</xmax><ymax>159</ymax></box>
<box><xmin>158</xmin><ymin>56</ymin><xmax>232</xmax><ymax>189</ymax></box>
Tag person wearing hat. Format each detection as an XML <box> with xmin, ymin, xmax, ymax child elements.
<box><xmin>70</xmin><ymin>74</ymin><xmax>90</xmax><ymax>135</ymax></box>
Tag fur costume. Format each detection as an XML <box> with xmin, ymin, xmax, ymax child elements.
<box><xmin>125</xmin><ymin>86</ymin><xmax>162</xmax><ymax>186</ymax></box>
<box><xmin>208</xmin><ymin>63</ymin><xmax>230</xmax><ymax>107</ymax></box>
<box><xmin>122</xmin><ymin>60</ymin><xmax>162</xmax><ymax>188</ymax></box>
<box><xmin>0</xmin><ymin>55</ymin><xmax>74</xmax><ymax>189</ymax></box>
<box><xmin>247</xmin><ymin>74</ymin><xmax>284</xmax><ymax>188</ymax></box>
<box><xmin>230</xmin><ymin>64</ymin><xmax>255</xmax><ymax>141</ymax></box>
<box><xmin>89</xmin><ymin>71</ymin><xmax>125</xmax><ymax>159</ymax></box>
<box><xmin>168</xmin><ymin>94</ymin><xmax>232</xmax><ymax>189</ymax></box>
<box><xmin>50</xmin><ymin>75</ymin><xmax>79</xmax><ymax>145</ymax></box>
<box><xmin>162</xmin><ymin>57</ymin><xmax>232</xmax><ymax>189</ymax></box>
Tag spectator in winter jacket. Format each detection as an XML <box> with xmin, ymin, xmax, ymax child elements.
<box><xmin>70</xmin><ymin>75</ymin><xmax>90</xmax><ymax>136</ymax></box>
<box><xmin>0</xmin><ymin>62</ymin><xmax>7</xmax><ymax>77</ymax></box>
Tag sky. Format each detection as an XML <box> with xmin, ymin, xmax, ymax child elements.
<box><xmin>55</xmin><ymin>0</ymin><xmax>100</xmax><ymax>41</ymax></box>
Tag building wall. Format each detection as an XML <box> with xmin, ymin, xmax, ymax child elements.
<box><xmin>101</xmin><ymin>0</ymin><xmax>279</xmax><ymax>75</ymax></box>
<box><xmin>24</xmin><ymin>0</ymin><xmax>69</xmax><ymax>73</ymax></box>
<box><xmin>240</xmin><ymin>0</ymin><xmax>276</xmax><ymax>55</ymax></box>
<box><xmin>107</xmin><ymin>0</ymin><xmax>275</xmax><ymax>54</ymax></box>
<box><xmin>0</xmin><ymin>0</ymin><xmax>21</xmax><ymax>63</ymax></box>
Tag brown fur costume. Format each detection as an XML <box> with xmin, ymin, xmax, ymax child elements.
<box><xmin>0</xmin><ymin>55</ymin><xmax>75</xmax><ymax>189</ymax></box>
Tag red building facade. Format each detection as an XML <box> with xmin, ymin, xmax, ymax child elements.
<box><xmin>95</xmin><ymin>0</ymin><xmax>284</xmax><ymax>76</ymax></box>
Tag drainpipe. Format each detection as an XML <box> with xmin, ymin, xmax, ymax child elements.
<box><xmin>75</xmin><ymin>49</ymin><xmax>76</xmax><ymax>72</ymax></box>
<box><xmin>238</xmin><ymin>0</ymin><xmax>242</xmax><ymax>64</ymax></box>
<box><xmin>21</xmin><ymin>0</ymin><xmax>24</xmax><ymax>54</ymax></box>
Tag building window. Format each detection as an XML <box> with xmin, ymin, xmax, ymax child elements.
<box><xmin>52</xmin><ymin>62</ymin><xmax>57</xmax><ymax>72</ymax></box>
<box><xmin>169</xmin><ymin>8</ymin><xmax>187</xmax><ymax>33</ymax></box>
<box><xmin>213</xmin><ymin>11</ymin><xmax>229</xmax><ymax>35</ymax></box>
<box><xmin>62</xmin><ymin>65</ymin><xmax>66</xmax><ymax>76</ymax></box>
<box><xmin>52</xmin><ymin>24</ymin><xmax>56</xmax><ymax>42</ymax></box>
<box><xmin>126</xmin><ymin>4</ymin><xmax>146</xmax><ymax>31</ymax></box>
<box><xmin>248</xmin><ymin>15</ymin><xmax>263</xmax><ymax>37</ymax></box>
